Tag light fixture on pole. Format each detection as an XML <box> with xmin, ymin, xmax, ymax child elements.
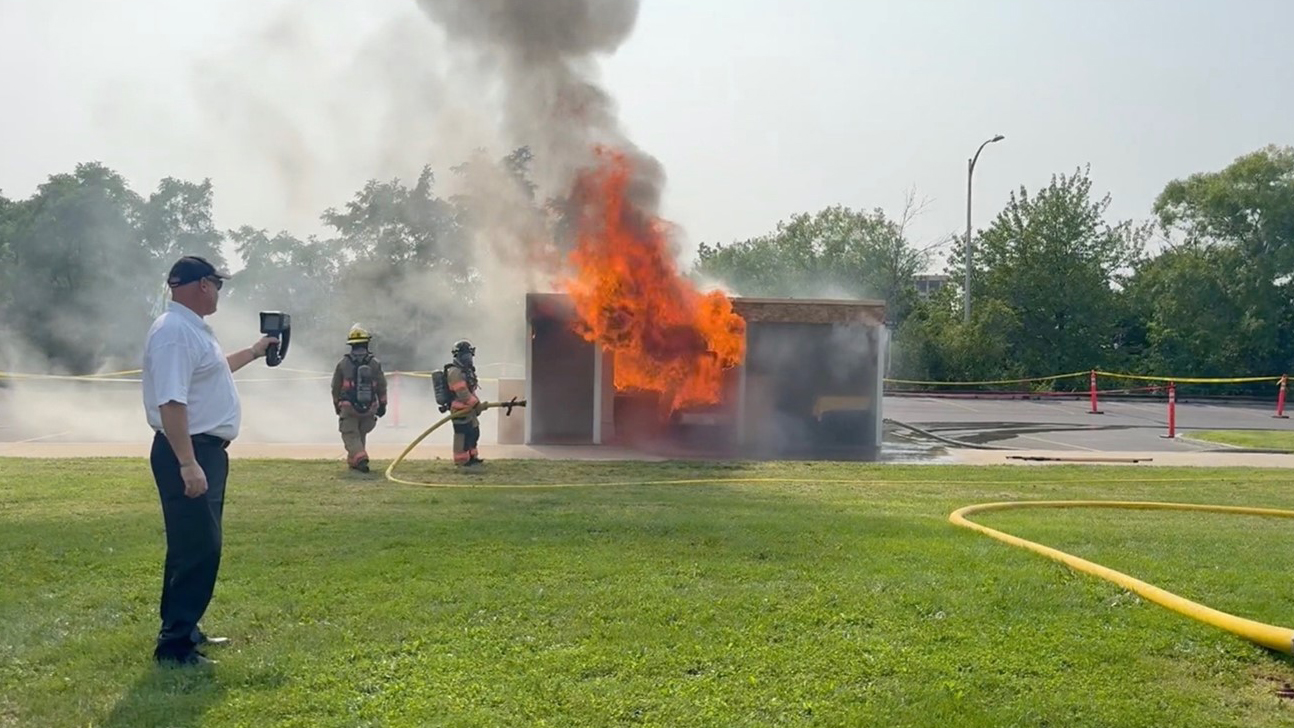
<box><xmin>964</xmin><ymin>133</ymin><xmax>1005</xmax><ymax>324</ymax></box>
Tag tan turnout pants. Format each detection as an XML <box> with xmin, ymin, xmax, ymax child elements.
<box><xmin>339</xmin><ymin>407</ymin><xmax>377</xmax><ymax>466</ymax></box>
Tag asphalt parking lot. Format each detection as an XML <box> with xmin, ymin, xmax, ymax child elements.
<box><xmin>4</xmin><ymin>383</ymin><xmax>1291</xmax><ymax>456</ymax></box>
<box><xmin>885</xmin><ymin>394</ymin><xmax>1293</xmax><ymax>452</ymax></box>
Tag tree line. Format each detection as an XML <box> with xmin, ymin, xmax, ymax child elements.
<box><xmin>2</xmin><ymin>144</ymin><xmax>1291</xmax><ymax>390</ymax></box>
<box><xmin>694</xmin><ymin>145</ymin><xmax>1294</xmax><ymax>393</ymax></box>
<box><xmin>0</xmin><ymin>149</ymin><xmax>536</xmax><ymax>374</ymax></box>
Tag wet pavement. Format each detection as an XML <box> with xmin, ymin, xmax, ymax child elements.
<box><xmin>3</xmin><ymin>386</ymin><xmax>1292</xmax><ymax>462</ymax></box>
<box><xmin>884</xmin><ymin>395</ymin><xmax>1293</xmax><ymax>453</ymax></box>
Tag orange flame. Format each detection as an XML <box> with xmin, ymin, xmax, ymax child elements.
<box><xmin>561</xmin><ymin>147</ymin><xmax>745</xmax><ymax>412</ymax></box>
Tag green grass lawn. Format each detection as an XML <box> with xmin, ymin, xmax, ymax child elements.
<box><xmin>1190</xmin><ymin>430</ymin><xmax>1294</xmax><ymax>451</ymax></box>
<box><xmin>4</xmin><ymin>458</ymin><xmax>1294</xmax><ymax>727</ymax></box>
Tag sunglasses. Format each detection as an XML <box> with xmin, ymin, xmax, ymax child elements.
<box><xmin>204</xmin><ymin>276</ymin><xmax>224</xmax><ymax>291</ymax></box>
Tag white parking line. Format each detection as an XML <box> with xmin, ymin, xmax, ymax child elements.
<box><xmin>14</xmin><ymin>431</ymin><xmax>72</xmax><ymax>444</ymax></box>
<box><xmin>1172</xmin><ymin>434</ymin><xmax>1218</xmax><ymax>450</ymax></box>
<box><xmin>1018</xmin><ymin>434</ymin><xmax>1099</xmax><ymax>452</ymax></box>
<box><xmin>924</xmin><ymin>397</ymin><xmax>980</xmax><ymax>413</ymax></box>
<box><xmin>1108</xmin><ymin>401</ymin><xmax>1164</xmax><ymax>416</ymax></box>
<box><xmin>1195</xmin><ymin>403</ymin><xmax>1282</xmax><ymax>422</ymax></box>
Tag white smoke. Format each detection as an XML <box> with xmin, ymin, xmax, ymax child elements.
<box><xmin>4</xmin><ymin>0</ymin><xmax>681</xmax><ymax>451</ymax></box>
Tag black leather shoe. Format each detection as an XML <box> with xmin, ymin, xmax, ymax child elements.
<box><xmin>157</xmin><ymin>651</ymin><xmax>217</xmax><ymax>668</ymax></box>
<box><xmin>193</xmin><ymin>628</ymin><xmax>231</xmax><ymax>647</ymax></box>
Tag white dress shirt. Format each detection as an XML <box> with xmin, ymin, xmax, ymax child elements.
<box><xmin>142</xmin><ymin>301</ymin><xmax>241</xmax><ymax>441</ymax></box>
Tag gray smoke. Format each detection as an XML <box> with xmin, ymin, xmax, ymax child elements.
<box><xmin>178</xmin><ymin>1</ymin><xmax>545</xmax><ymax>367</ymax></box>
<box><xmin>183</xmin><ymin>2</ymin><xmax>466</xmax><ymax>238</ymax></box>
<box><xmin>414</xmin><ymin>0</ymin><xmax>668</xmax><ymax>234</ymax></box>
<box><xmin>4</xmin><ymin>0</ymin><xmax>672</xmax><ymax>453</ymax></box>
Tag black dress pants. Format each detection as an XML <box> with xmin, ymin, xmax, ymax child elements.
<box><xmin>150</xmin><ymin>431</ymin><xmax>229</xmax><ymax>660</ymax></box>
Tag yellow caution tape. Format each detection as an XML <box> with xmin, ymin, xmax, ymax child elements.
<box><xmin>82</xmin><ymin>368</ymin><xmax>143</xmax><ymax>378</ymax></box>
<box><xmin>0</xmin><ymin>369</ymin><xmax>493</xmax><ymax>385</ymax></box>
<box><xmin>1095</xmin><ymin>371</ymin><xmax>1282</xmax><ymax>384</ymax></box>
<box><xmin>233</xmin><ymin>376</ymin><xmax>332</xmax><ymax>383</ymax></box>
<box><xmin>884</xmin><ymin>371</ymin><xmax>1089</xmax><ymax>387</ymax></box>
<box><xmin>271</xmin><ymin>366</ymin><xmax>331</xmax><ymax>375</ymax></box>
<box><xmin>0</xmin><ymin>372</ymin><xmax>141</xmax><ymax>382</ymax></box>
<box><xmin>2</xmin><ymin>367</ymin><xmax>1284</xmax><ymax>389</ymax></box>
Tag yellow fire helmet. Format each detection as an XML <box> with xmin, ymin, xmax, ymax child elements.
<box><xmin>346</xmin><ymin>324</ymin><xmax>372</xmax><ymax>345</ymax></box>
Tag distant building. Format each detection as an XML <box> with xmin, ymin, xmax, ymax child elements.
<box><xmin>914</xmin><ymin>274</ymin><xmax>949</xmax><ymax>298</ymax></box>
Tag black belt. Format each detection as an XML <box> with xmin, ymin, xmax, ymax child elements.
<box><xmin>153</xmin><ymin>431</ymin><xmax>231</xmax><ymax>450</ymax></box>
<box><xmin>192</xmin><ymin>433</ymin><xmax>230</xmax><ymax>450</ymax></box>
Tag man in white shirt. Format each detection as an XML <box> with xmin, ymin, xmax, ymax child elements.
<box><xmin>142</xmin><ymin>255</ymin><xmax>277</xmax><ymax>667</ymax></box>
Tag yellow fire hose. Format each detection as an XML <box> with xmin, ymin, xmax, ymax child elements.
<box><xmin>384</xmin><ymin>403</ymin><xmax>1294</xmax><ymax>654</ymax></box>
<box><xmin>949</xmin><ymin>501</ymin><xmax>1294</xmax><ymax>654</ymax></box>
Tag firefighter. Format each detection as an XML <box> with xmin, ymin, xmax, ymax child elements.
<box><xmin>446</xmin><ymin>339</ymin><xmax>484</xmax><ymax>467</ymax></box>
<box><xmin>331</xmin><ymin>324</ymin><xmax>388</xmax><ymax>473</ymax></box>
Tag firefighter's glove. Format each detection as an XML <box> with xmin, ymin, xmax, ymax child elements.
<box><xmin>377</xmin><ymin>402</ymin><xmax>387</xmax><ymax>418</ymax></box>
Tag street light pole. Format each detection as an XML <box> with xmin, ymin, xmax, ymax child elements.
<box><xmin>964</xmin><ymin>133</ymin><xmax>1005</xmax><ymax>324</ymax></box>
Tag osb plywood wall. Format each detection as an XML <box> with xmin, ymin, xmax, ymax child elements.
<box><xmin>527</xmin><ymin>293</ymin><xmax>887</xmax><ymax>327</ymax></box>
<box><xmin>729</xmin><ymin>298</ymin><xmax>886</xmax><ymax>326</ymax></box>
<box><xmin>526</xmin><ymin>292</ymin><xmax>577</xmax><ymax>322</ymax></box>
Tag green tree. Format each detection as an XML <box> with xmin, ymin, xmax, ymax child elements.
<box><xmin>449</xmin><ymin>145</ymin><xmax>552</xmax><ymax>270</ymax></box>
<box><xmin>1123</xmin><ymin>245</ymin><xmax>1290</xmax><ymax>379</ymax></box>
<box><xmin>693</xmin><ymin>203</ymin><xmax>929</xmax><ymax>322</ymax></box>
<box><xmin>139</xmin><ymin>178</ymin><xmax>227</xmax><ymax>269</ymax></box>
<box><xmin>320</xmin><ymin>167</ymin><xmax>470</xmax><ymax>367</ymax></box>
<box><xmin>1136</xmin><ymin>145</ymin><xmax>1294</xmax><ymax>379</ymax></box>
<box><xmin>1155</xmin><ymin>145</ymin><xmax>1294</xmax><ymax>274</ymax></box>
<box><xmin>224</xmin><ymin>227</ymin><xmax>340</xmax><ymax>361</ymax></box>
<box><xmin>325</xmin><ymin>166</ymin><xmax>468</xmax><ymax>278</ymax></box>
<box><xmin>949</xmin><ymin>166</ymin><xmax>1147</xmax><ymax>379</ymax></box>
<box><xmin>0</xmin><ymin>163</ymin><xmax>153</xmax><ymax>372</ymax></box>
<box><xmin>0</xmin><ymin>191</ymin><xmax>15</xmax><ymax>313</ymax></box>
<box><xmin>891</xmin><ymin>286</ymin><xmax>1021</xmax><ymax>385</ymax></box>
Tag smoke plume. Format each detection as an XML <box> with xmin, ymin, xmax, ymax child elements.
<box><xmin>3</xmin><ymin>0</ymin><xmax>669</xmax><ymax>451</ymax></box>
<box><xmin>414</xmin><ymin>0</ymin><xmax>668</xmax><ymax>251</ymax></box>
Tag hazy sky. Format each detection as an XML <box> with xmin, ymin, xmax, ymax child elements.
<box><xmin>2</xmin><ymin>0</ymin><xmax>1290</xmax><ymax>272</ymax></box>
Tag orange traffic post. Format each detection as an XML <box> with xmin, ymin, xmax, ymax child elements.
<box><xmin>1276</xmin><ymin>374</ymin><xmax>1289</xmax><ymax>420</ymax></box>
<box><xmin>1161</xmin><ymin>381</ymin><xmax>1177</xmax><ymax>439</ymax></box>
<box><xmin>1088</xmin><ymin>369</ymin><xmax>1103</xmax><ymax>414</ymax></box>
<box><xmin>391</xmin><ymin>372</ymin><xmax>401</xmax><ymax>428</ymax></box>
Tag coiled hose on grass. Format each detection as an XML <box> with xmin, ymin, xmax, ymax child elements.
<box><xmin>384</xmin><ymin>402</ymin><xmax>1294</xmax><ymax>655</ymax></box>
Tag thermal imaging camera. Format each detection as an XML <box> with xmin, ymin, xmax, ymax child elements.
<box><xmin>259</xmin><ymin>311</ymin><xmax>292</xmax><ymax>367</ymax></box>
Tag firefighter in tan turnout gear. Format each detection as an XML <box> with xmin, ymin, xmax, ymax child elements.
<box><xmin>445</xmin><ymin>339</ymin><xmax>484</xmax><ymax>467</ymax></box>
<box><xmin>331</xmin><ymin>325</ymin><xmax>388</xmax><ymax>473</ymax></box>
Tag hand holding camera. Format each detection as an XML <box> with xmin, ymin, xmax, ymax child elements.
<box><xmin>258</xmin><ymin>311</ymin><xmax>292</xmax><ymax>367</ymax></box>
<box><xmin>252</xmin><ymin>336</ymin><xmax>279</xmax><ymax>358</ymax></box>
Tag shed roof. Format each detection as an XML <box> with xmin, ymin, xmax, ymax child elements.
<box><xmin>729</xmin><ymin>297</ymin><xmax>886</xmax><ymax>325</ymax></box>
<box><xmin>525</xmin><ymin>292</ymin><xmax>887</xmax><ymax>326</ymax></box>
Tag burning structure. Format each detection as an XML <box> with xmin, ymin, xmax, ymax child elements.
<box><xmin>507</xmin><ymin>142</ymin><xmax>887</xmax><ymax>462</ymax></box>
<box><xmin>407</xmin><ymin>2</ymin><xmax>887</xmax><ymax>461</ymax></box>
<box><xmin>523</xmin><ymin>292</ymin><xmax>887</xmax><ymax>461</ymax></box>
